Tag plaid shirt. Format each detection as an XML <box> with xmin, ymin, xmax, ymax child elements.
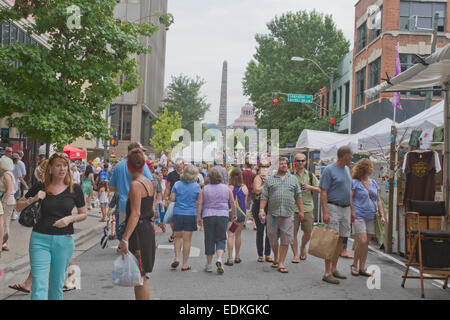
<box><xmin>261</xmin><ymin>172</ymin><xmax>302</xmax><ymax>217</ymax></box>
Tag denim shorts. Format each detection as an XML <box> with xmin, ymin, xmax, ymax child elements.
<box><xmin>173</xmin><ymin>214</ymin><xmax>198</xmax><ymax>232</ymax></box>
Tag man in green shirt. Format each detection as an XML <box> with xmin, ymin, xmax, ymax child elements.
<box><xmin>260</xmin><ymin>157</ymin><xmax>304</xmax><ymax>274</ymax></box>
<box><xmin>292</xmin><ymin>153</ymin><xmax>320</xmax><ymax>263</ymax></box>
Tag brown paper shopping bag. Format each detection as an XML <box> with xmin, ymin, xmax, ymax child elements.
<box><xmin>308</xmin><ymin>226</ymin><xmax>340</xmax><ymax>260</ymax></box>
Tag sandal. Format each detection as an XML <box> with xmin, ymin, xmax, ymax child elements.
<box><xmin>278</xmin><ymin>267</ymin><xmax>288</xmax><ymax>273</ymax></box>
<box><xmin>2</xmin><ymin>246</ymin><xmax>9</xmax><ymax>252</ymax></box>
<box><xmin>350</xmin><ymin>265</ymin><xmax>359</xmax><ymax>276</ymax></box>
<box><xmin>271</xmin><ymin>262</ymin><xmax>279</xmax><ymax>269</ymax></box>
<box><xmin>8</xmin><ymin>284</ymin><xmax>30</xmax><ymax>294</ymax></box>
<box><xmin>257</xmin><ymin>257</ymin><xmax>265</xmax><ymax>262</ymax></box>
<box><xmin>181</xmin><ymin>266</ymin><xmax>191</xmax><ymax>271</ymax></box>
<box><xmin>291</xmin><ymin>257</ymin><xmax>300</xmax><ymax>264</ymax></box>
<box><xmin>234</xmin><ymin>257</ymin><xmax>242</xmax><ymax>264</ymax></box>
<box><xmin>300</xmin><ymin>255</ymin><xmax>307</xmax><ymax>261</ymax></box>
<box><xmin>171</xmin><ymin>261</ymin><xmax>180</xmax><ymax>269</ymax></box>
<box><xmin>168</xmin><ymin>235</ymin><xmax>175</xmax><ymax>243</ymax></box>
<box><xmin>224</xmin><ymin>259</ymin><xmax>234</xmax><ymax>266</ymax></box>
<box><xmin>265</xmin><ymin>256</ymin><xmax>274</xmax><ymax>263</ymax></box>
<box><xmin>359</xmin><ymin>269</ymin><xmax>373</xmax><ymax>277</ymax></box>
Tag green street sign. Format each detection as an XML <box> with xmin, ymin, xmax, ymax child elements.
<box><xmin>288</xmin><ymin>94</ymin><xmax>313</xmax><ymax>103</ymax></box>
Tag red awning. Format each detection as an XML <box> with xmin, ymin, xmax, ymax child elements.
<box><xmin>63</xmin><ymin>145</ymin><xmax>86</xmax><ymax>160</ymax></box>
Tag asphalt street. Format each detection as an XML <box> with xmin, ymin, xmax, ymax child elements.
<box><xmin>5</xmin><ymin>222</ymin><xmax>450</xmax><ymax>300</ymax></box>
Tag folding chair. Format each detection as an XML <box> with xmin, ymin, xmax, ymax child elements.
<box><xmin>402</xmin><ymin>200</ymin><xmax>450</xmax><ymax>298</ymax></box>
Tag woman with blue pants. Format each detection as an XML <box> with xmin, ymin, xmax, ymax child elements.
<box><xmin>26</xmin><ymin>153</ymin><xmax>87</xmax><ymax>300</ymax></box>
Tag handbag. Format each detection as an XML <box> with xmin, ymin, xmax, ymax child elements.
<box><xmin>308</xmin><ymin>225</ymin><xmax>340</xmax><ymax>260</ymax></box>
<box><xmin>19</xmin><ymin>200</ymin><xmax>42</xmax><ymax>228</ymax></box>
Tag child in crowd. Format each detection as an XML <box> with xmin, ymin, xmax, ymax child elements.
<box><xmin>98</xmin><ymin>181</ymin><xmax>109</xmax><ymax>222</ymax></box>
<box><xmin>107</xmin><ymin>192</ymin><xmax>120</xmax><ymax>239</ymax></box>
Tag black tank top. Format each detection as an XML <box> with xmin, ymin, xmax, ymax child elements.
<box><xmin>126</xmin><ymin>179</ymin><xmax>154</xmax><ymax>220</ymax></box>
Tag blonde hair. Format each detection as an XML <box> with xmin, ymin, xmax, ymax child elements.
<box><xmin>352</xmin><ymin>158</ymin><xmax>373</xmax><ymax>181</ymax></box>
<box><xmin>45</xmin><ymin>154</ymin><xmax>73</xmax><ymax>194</ymax></box>
<box><xmin>34</xmin><ymin>160</ymin><xmax>49</xmax><ymax>181</ymax></box>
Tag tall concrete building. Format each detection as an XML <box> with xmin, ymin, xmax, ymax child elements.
<box><xmin>74</xmin><ymin>0</ymin><xmax>169</xmax><ymax>157</ymax></box>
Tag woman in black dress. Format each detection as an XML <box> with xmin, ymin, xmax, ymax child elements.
<box><xmin>119</xmin><ymin>148</ymin><xmax>155</xmax><ymax>300</ymax></box>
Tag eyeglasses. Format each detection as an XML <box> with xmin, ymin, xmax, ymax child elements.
<box><xmin>296</xmin><ymin>160</ymin><xmax>306</xmax><ymax>163</ymax></box>
<box><xmin>260</xmin><ymin>165</ymin><xmax>270</xmax><ymax>168</ymax></box>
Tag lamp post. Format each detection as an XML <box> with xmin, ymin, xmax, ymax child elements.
<box><xmin>291</xmin><ymin>56</ymin><xmax>334</xmax><ymax>112</ymax></box>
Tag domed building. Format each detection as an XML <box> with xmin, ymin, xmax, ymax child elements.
<box><xmin>228</xmin><ymin>103</ymin><xmax>257</xmax><ymax>130</ymax></box>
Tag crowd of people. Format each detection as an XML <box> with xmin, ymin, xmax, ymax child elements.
<box><xmin>0</xmin><ymin>142</ymin><xmax>386</xmax><ymax>300</ymax></box>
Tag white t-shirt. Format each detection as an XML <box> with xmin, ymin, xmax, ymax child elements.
<box><xmin>71</xmin><ymin>170</ymin><xmax>81</xmax><ymax>184</ymax></box>
<box><xmin>13</xmin><ymin>160</ymin><xmax>26</xmax><ymax>191</ymax></box>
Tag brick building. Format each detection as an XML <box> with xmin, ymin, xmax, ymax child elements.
<box><xmin>351</xmin><ymin>0</ymin><xmax>449</xmax><ymax>132</ymax></box>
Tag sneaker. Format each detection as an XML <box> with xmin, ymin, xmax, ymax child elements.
<box><xmin>332</xmin><ymin>270</ymin><xmax>347</xmax><ymax>279</ymax></box>
<box><xmin>216</xmin><ymin>260</ymin><xmax>224</xmax><ymax>274</ymax></box>
<box><xmin>11</xmin><ymin>213</ymin><xmax>18</xmax><ymax>221</ymax></box>
<box><xmin>322</xmin><ymin>274</ymin><xmax>340</xmax><ymax>285</ymax></box>
<box><xmin>205</xmin><ymin>264</ymin><xmax>213</xmax><ymax>273</ymax></box>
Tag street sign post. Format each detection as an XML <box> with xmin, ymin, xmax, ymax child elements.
<box><xmin>288</xmin><ymin>94</ymin><xmax>313</xmax><ymax>103</ymax></box>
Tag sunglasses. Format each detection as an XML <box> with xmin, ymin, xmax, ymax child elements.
<box><xmin>295</xmin><ymin>159</ymin><xmax>306</xmax><ymax>163</ymax></box>
<box><xmin>50</xmin><ymin>152</ymin><xmax>68</xmax><ymax>159</ymax></box>
<box><xmin>260</xmin><ymin>165</ymin><xmax>270</xmax><ymax>168</ymax></box>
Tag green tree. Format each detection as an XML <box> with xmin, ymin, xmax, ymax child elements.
<box><xmin>150</xmin><ymin>107</ymin><xmax>182</xmax><ymax>153</ymax></box>
<box><xmin>162</xmin><ymin>74</ymin><xmax>210</xmax><ymax>137</ymax></box>
<box><xmin>0</xmin><ymin>0</ymin><xmax>173</xmax><ymax>150</ymax></box>
<box><xmin>243</xmin><ymin>10</ymin><xmax>350</xmax><ymax>146</ymax></box>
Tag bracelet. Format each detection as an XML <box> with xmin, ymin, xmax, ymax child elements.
<box><xmin>121</xmin><ymin>239</ymin><xmax>128</xmax><ymax>245</ymax></box>
<box><xmin>259</xmin><ymin>209</ymin><xmax>265</xmax><ymax>212</ymax></box>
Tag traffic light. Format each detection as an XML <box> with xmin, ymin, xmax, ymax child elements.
<box><xmin>273</xmin><ymin>93</ymin><xmax>279</xmax><ymax>109</ymax></box>
<box><xmin>110</xmin><ymin>137</ymin><xmax>118</xmax><ymax>146</ymax></box>
<box><xmin>329</xmin><ymin>119</ymin><xmax>335</xmax><ymax>132</ymax></box>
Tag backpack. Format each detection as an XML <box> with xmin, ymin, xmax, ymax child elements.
<box><xmin>99</xmin><ymin>170</ymin><xmax>110</xmax><ymax>182</ymax></box>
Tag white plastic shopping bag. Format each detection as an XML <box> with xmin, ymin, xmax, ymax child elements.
<box><xmin>163</xmin><ymin>202</ymin><xmax>175</xmax><ymax>224</ymax></box>
<box><xmin>112</xmin><ymin>253</ymin><xmax>143</xmax><ymax>287</ymax></box>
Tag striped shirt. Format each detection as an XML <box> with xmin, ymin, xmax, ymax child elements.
<box><xmin>261</xmin><ymin>172</ymin><xmax>302</xmax><ymax>217</ymax></box>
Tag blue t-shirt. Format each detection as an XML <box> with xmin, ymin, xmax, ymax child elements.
<box><xmin>352</xmin><ymin>179</ymin><xmax>379</xmax><ymax>220</ymax></box>
<box><xmin>319</xmin><ymin>163</ymin><xmax>352</xmax><ymax>206</ymax></box>
<box><xmin>172</xmin><ymin>181</ymin><xmax>201</xmax><ymax>216</ymax></box>
<box><xmin>109</xmin><ymin>158</ymin><xmax>153</xmax><ymax>212</ymax></box>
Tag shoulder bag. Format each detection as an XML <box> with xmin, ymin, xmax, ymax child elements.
<box><xmin>19</xmin><ymin>200</ymin><xmax>42</xmax><ymax>228</ymax></box>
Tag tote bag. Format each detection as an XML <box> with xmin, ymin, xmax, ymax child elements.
<box><xmin>308</xmin><ymin>225</ymin><xmax>340</xmax><ymax>260</ymax></box>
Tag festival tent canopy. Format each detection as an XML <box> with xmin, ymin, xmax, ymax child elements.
<box><xmin>357</xmin><ymin>101</ymin><xmax>444</xmax><ymax>153</ymax></box>
<box><xmin>295</xmin><ymin>129</ymin><xmax>348</xmax><ymax>151</ymax></box>
<box><xmin>63</xmin><ymin>144</ymin><xmax>86</xmax><ymax>160</ymax></box>
<box><xmin>320</xmin><ymin>118</ymin><xmax>397</xmax><ymax>160</ymax></box>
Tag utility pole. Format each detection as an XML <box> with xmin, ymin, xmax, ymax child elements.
<box><xmin>424</xmin><ymin>12</ymin><xmax>439</xmax><ymax>109</ymax></box>
<box><xmin>103</xmin><ymin>105</ymin><xmax>110</xmax><ymax>161</ymax></box>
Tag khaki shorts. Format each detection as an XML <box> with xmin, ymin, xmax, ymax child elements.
<box><xmin>266</xmin><ymin>215</ymin><xmax>294</xmax><ymax>246</ymax></box>
<box><xmin>294</xmin><ymin>211</ymin><xmax>314</xmax><ymax>234</ymax></box>
<box><xmin>326</xmin><ymin>203</ymin><xmax>351</xmax><ymax>238</ymax></box>
<box><xmin>354</xmin><ymin>219</ymin><xmax>375</xmax><ymax>235</ymax></box>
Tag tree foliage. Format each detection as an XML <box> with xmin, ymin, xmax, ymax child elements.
<box><xmin>0</xmin><ymin>0</ymin><xmax>173</xmax><ymax>150</ymax></box>
<box><xmin>161</xmin><ymin>74</ymin><xmax>210</xmax><ymax>137</ymax></box>
<box><xmin>243</xmin><ymin>10</ymin><xmax>350</xmax><ymax>146</ymax></box>
<box><xmin>150</xmin><ymin>107</ymin><xmax>182</xmax><ymax>153</ymax></box>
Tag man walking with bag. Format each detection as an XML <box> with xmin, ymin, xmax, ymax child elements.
<box><xmin>319</xmin><ymin>146</ymin><xmax>355</xmax><ymax>284</ymax></box>
<box><xmin>259</xmin><ymin>157</ymin><xmax>304</xmax><ymax>274</ymax></box>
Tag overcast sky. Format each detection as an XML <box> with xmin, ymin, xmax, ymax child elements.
<box><xmin>164</xmin><ymin>0</ymin><xmax>356</xmax><ymax>125</ymax></box>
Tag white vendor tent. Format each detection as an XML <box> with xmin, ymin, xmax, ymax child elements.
<box><xmin>320</xmin><ymin>118</ymin><xmax>397</xmax><ymax>161</ymax></box>
<box><xmin>357</xmin><ymin>100</ymin><xmax>444</xmax><ymax>153</ymax></box>
<box><xmin>172</xmin><ymin>140</ymin><xmax>219</xmax><ymax>163</ymax></box>
<box><xmin>295</xmin><ymin>129</ymin><xmax>347</xmax><ymax>151</ymax></box>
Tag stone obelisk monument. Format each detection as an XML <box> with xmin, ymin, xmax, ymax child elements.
<box><xmin>218</xmin><ymin>61</ymin><xmax>228</xmax><ymax>153</ymax></box>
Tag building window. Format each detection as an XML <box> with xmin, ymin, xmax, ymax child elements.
<box><xmin>333</xmin><ymin>90</ymin><xmax>337</xmax><ymax>109</ymax></box>
<box><xmin>369</xmin><ymin>6</ymin><xmax>383</xmax><ymax>42</ymax></box>
<box><xmin>357</xmin><ymin>22</ymin><xmax>367</xmax><ymax>52</ymax></box>
<box><xmin>344</xmin><ymin>82</ymin><xmax>350</xmax><ymax>114</ymax></box>
<box><xmin>110</xmin><ymin>104</ymin><xmax>133</xmax><ymax>141</ymax></box>
<box><xmin>368</xmin><ymin>58</ymin><xmax>381</xmax><ymax>101</ymax></box>
<box><xmin>400</xmin><ymin>53</ymin><xmax>442</xmax><ymax>97</ymax></box>
<box><xmin>356</xmin><ymin>67</ymin><xmax>366</xmax><ymax>107</ymax></box>
<box><xmin>338</xmin><ymin>86</ymin><xmax>342</xmax><ymax>113</ymax></box>
<box><xmin>400</xmin><ymin>1</ymin><xmax>446</xmax><ymax>32</ymax></box>
<box><xmin>2</xmin><ymin>22</ymin><xmax>10</xmax><ymax>46</ymax></box>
